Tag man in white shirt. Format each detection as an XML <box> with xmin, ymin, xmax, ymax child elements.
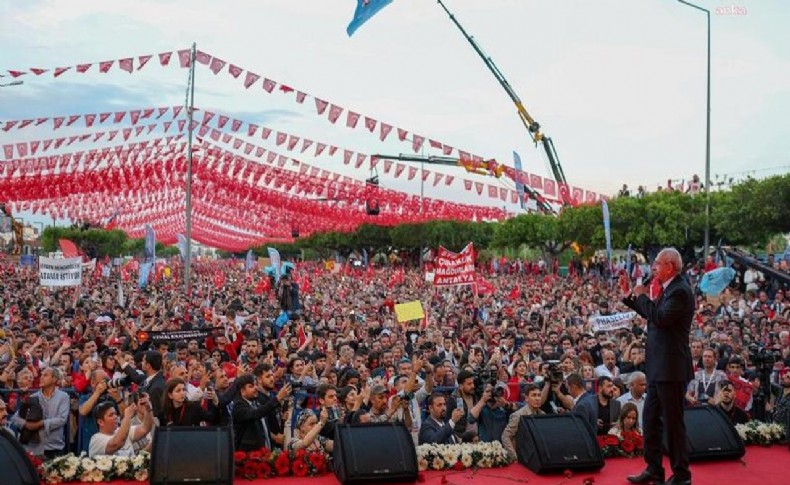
<box><xmin>617</xmin><ymin>372</ymin><xmax>647</xmax><ymax>428</ymax></box>
<box><xmin>89</xmin><ymin>394</ymin><xmax>154</xmax><ymax>457</ymax></box>
<box><xmin>595</xmin><ymin>349</ymin><xmax>621</xmax><ymax>379</ymax></box>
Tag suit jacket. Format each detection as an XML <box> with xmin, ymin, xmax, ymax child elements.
<box><xmin>418</xmin><ymin>416</ymin><xmax>455</xmax><ymax>445</ymax></box>
<box><xmin>623</xmin><ymin>276</ymin><xmax>694</xmax><ymax>383</ymax></box>
<box><xmin>232</xmin><ymin>394</ymin><xmax>281</xmax><ymax>451</ymax></box>
<box><xmin>574</xmin><ymin>392</ymin><xmax>599</xmax><ymax>436</ymax></box>
<box><xmin>123</xmin><ymin>367</ymin><xmax>166</xmax><ymax>417</ymax></box>
<box><xmin>501</xmin><ymin>405</ymin><xmax>543</xmax><ymax>461</ymax></box>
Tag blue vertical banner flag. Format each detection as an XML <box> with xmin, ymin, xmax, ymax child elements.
<box><xmin>347</xmin><ymin>0</ymin><xmax>393</xmax><ymax>36</ymax></box>
<box><xmin>245</xmin><ymin>250</ymin><xmax>256</xmax><ymax>271</ymax></box>
<box><xmin>512</xmin><ymin>151</ymin><xmax>526</xmax><ymax>209</ymax></box>
<box><xmin>144</xmin><ymin>224</ymin><xmax>156</xmax><ymax>263</ymax></box>
<box><xmin>783</xmin><ymin>241</ymin><xmax>790</xmax><ymax>264</ymax></box>
<box><xmin>362</xmin><ymin>248</ymin><xmax>369</xmax><ymax>266</ymax></box>
<box><xmin>177</xmin><ymin>234</ymin><xmax>187</xmax><ymax>260</ymax></box>
<box><xmin>138</xmin><ymin>262</ymin><xmax>153</xmax><ymax>289</ymax></box>
<box><xmin>601</xmin><ymin>200</ymin><xmax>613</xmax><ymax>273</ymax></box>
<box><xmin>267</xmin><ymin>247</ymin><xmax>281</xmax><ymax>283</ymax></box>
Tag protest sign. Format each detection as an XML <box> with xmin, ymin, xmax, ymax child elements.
<box><xmin>136</xmin><ymin>329</ymin><xmax>210</xmax><ymax>344</ymax></box>
<box><xmin>589</xmin><ymin>312</ymin><xmax>637</xmax><ymax>332</ymax></box>
<box><xmin>433</xmin><ymin>243</ymin><xmax>475</xmax><ymax>287</ymax></box>
<box><xmin>39</xmin><ymin>257</ymin><xmax>83</xmax><ymax>287</ymax></box>
<box><xmin>395</xmin><ymin>300</ymin><xmax>425</xmax><ymax>323</ymax></box>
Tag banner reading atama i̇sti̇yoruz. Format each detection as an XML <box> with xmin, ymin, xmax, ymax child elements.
<box><xmin>432</xmin><ymin>243</ymin><xmax>476</xmax><ymax>287</ymax></box>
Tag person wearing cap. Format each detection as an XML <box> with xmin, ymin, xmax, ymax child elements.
<box><xmin>352</xmin><ymin>384</ymin><xmax>399</xmax><ymax>423</ymax></box>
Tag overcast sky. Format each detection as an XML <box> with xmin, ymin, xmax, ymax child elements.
<box><xmin>1</xmin><ymin>0</ymin><xmax>788</xmax><ymax>220</ymax></box>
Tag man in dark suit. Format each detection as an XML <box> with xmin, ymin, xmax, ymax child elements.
<box><xmin>231</xmin><ymin>374</ymin><xmax>291</xmax><ymax>451</ymax></box>
<box><xmin>120</xmin><ymin>351</ymin><xmax>166</xmax><ymax>417</ymax></box>
<box><xmin>568</xmin><ymin>373</ymin><xmax>598</xmax><ymax>436</ymax></box>
<box><xmin>623</xmin><ymin>248</ymin><xmax>694</xmax><ymax>485</ymax></box>
<box><xmin>418</xmin><ymin>393</ymin><xmax>464</xmax><ymax>445</ymax></box>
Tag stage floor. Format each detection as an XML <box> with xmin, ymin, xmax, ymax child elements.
<box><xmin>76</xmin><ymin>445</ymin><xmax>788</xmax><ymax>485</ymax></box>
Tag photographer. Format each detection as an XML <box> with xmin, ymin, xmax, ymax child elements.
<box><xmin>77</xmin><ymin>369</ymin><xmax>124</xmax><ymax>454</ymax></box>
<box><xmin>88</xmin><ymin>394</ymin><xmax>154</xmax><ymax>457</ymax></box>
<box><xmin>117</xmin><ymin>350</ymin><xmax>166</xmax><ymax>416</ymax></box>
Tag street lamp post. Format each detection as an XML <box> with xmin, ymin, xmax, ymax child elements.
<box><xmin>676</xmin><ymin>0</ymin><xmax>711</xmax><ymax>262</ymax></box>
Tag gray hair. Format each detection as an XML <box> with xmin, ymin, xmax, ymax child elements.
<box><xmin>44</xmin><ymin>366</ymin><xmax>62</xmax><ymax>382</ymax></box>
<box><xmin>628</xmin><ymin>371</ymin><xmax>646</xmax><ymax>387</ymax></box>
<box><xmin>657</xmin><ymin>247</ymin><xmax>683</xmax><ymax>273</ymax></box>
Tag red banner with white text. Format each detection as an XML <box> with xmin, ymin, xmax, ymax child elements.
<box><xmin>433</xmin><ymin>243</ymin><xmax>476</xmax><ymax>287</ymax></box>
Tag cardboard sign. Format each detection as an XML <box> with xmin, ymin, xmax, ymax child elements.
<box><xmin>395</xmin><ymin>300</ymin><xmax>425</xmax><ymax>323</ymax></box>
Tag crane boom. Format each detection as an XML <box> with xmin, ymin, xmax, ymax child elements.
<box><xmin>436</xmin><ymin>0</ymin><xmax>569</xmax><ymax>192</ymax></box>
<box><xmin>372</xmin><ymin>153</ymin><xmax>555</xmax><ymax>214</ymax></box>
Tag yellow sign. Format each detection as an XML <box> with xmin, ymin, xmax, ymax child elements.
<box><xmin>395</xmin><ymin>301</ymin><xmax>425</xmax><ymax>323</ymax></box>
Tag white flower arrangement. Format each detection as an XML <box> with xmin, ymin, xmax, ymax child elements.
<box><xmin>415</xmin><ymin>442</ymin><xmax>513</xmax><ymax>471</ymax></box>
<box><xmin>40</xmin><ymin>452</ymin><xmax>151</xmax><ymax>483</ymax></box>
<box><xmin>734</xmin><ymin>421</ymin><xmax>786</xmax><ymax>446</ymax></box>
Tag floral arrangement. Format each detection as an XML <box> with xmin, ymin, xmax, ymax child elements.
<box><xmin>596</xmin><ymin>432</ymin><xmax>644</xmax><ymax>458</ymax></box>
<box><xmin>39</xmin><ymin>452</ymin><xmax>150</xmax><ymax>483</ymax></box>
<box><xmin>735</xmin><ymin>421</ymin><xmax>786</xmax><ymax>446</ymax></box>
<box><xmin>415</xmin><ymin>441</ymin><xmax>512</xmax><ymax>471</ymax></box>
<box><xmin>234</xmin><ymin>448</ymin><xmax>328</xmax><ymax>479</ymax></box>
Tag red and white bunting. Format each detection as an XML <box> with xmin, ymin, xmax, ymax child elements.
<box><xmin>346</xmin><ymin>111</ymin><xmax>360</xmax><ymax>129</ymax></box>
<box><xmin>445</xmin><ymin>175</ymin><xmax>454</xmax><ymax>186</ymax></box>
<box><xmin>177</xmin><ymin>49</ymin><xmax>192</xmax><ymax>68</ymax></box>
<box><xmin>301</xmin><ymin>139</ymin><xmax>313</xmax><ymax>153</ymax></box>
<box><xmin>475</xmin><ymin>182</ymin><xmax>484</xmax><ymax>195</ymax></box>
<box><xmin>421</xmin><ymin>169</ymin><xmax>431</xmax><ymax>182</ymax></box>
<box><xmin>407</xmin><ymin>166</ymin><xmax>418</xmax><ymax>180</ymax></box>
<box><xmin>99</xmin><ymin>61</ymin><xmax>114</xmax><ymax>73</ymax></box>
<box><xmin>433</xmin><ymin>173</ymin><xmax>444</xmax><ymax>186</ymax></box>
<box><xmin>195</xmin><ymin>50</ymin><xmax>212</xmax><ymax>65</ymax></box>
<box><xmin>442</xmin><ymin>145</ymin><xmax>453</xmax><ymax>156</ymax></box>
<box><xmin>287</xmin><ymin>135</ymin><xmax>299</xmax><ymax>151</ymax></box>
<box><xmin>315</xmin><ymin>143</ymin><xmax>326</xmax><ymax>156</ymax></box>
<box><xmin>412</xmin><ymin>134</ymin><xmax>425</xmax><ymax>153</ymax></box>
<box><xmin>397</xmin><ymin>128</ymin><xmax>408</xmax><ymax>141</ymax></box>
<box><xmin>364</xmin><ymin>117</ymin><xmax>376</xmax><ymax>132</ymax></box>
<box><xmin>380</xmin><ymin>122</ymin><xmax>393</xmax><ymax>141</ymax></box>
<box><xmin>138</xmin><ymin>55</ymin><xmax>153</xmax><ymax>70</ymax></box>
<box><xmin>228</xmin><ymin>64</ymin><xmax>243</xmax><ymax>78</ymax></box>
<box><xmin>354</xmin><ymin>153</ymin><xmax>366</xmax><ymax>168</ymax></box>
<box><xmin>543</xmin><ymin>178</ymin><xmax>556</xmax><ymax>196</ymax></box>
<box><xmin>296</xmin><ymin>91</ymin><xmax>307</xmax><ymax>103</ymax></box>
<box><xmin>328</xmin><ymin>104</ymin><xmax>343</xmax><ymax>124</ymax></box>
<box><xmin>244</xmin><ymin>72</ymin><xmax>260</xmax><ymax>89</ymax></box>
<box><xmin>315</xmin><ymin>98</ymin><xmax>329</xmax><ymax>115</ymax></box>
<box><xmin>118</xmin><ymin>58</ymin><xmax>134</xmax><ymax>73</ymax></box>
<box><xmin>209</xmin><ymin>57</ymin><xmax>226</xmax><ymax>75</ymax></box>
<box><xmin>394</xmin><ymin>163</ymin><xmax>405</xmax><ymax>178</ymax></box>
<box><xmin>159</xmin><ymin>52</ymin><xmax>172</xmax><ymax>66</ymax></box>
<box><xmin>217</xmin><ymin>115</ymin><xmax>229</xmax><ymax>129</ymax></box>
<box><xmin>275</xmin><ymin>132</ymin><xmax>286</xmax><ymax>146</ymax></box>
<box><xmin>343</xmin><ymin>150</ymin><xmax>353</xmax><ymax>165</ymax></box>
<box><xmin>383</xmin><ymin>160</ymin><xmax>393</xmax><ymax>173</ymax></box>
<box><xmin>262</xmin><ymin>78</ymin><xmax>276</xmax><ymax>93</ymax></box>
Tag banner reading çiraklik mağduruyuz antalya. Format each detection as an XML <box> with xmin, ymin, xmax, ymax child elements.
<box><xmin>39</xmin><ymin>256</ymin><xmax>83</xmax><ymax>287</ymax></box>
<box><xmin>432</xmin><ymin>243</ymin><xmax>476</xmax><ymax>287</ymax></box>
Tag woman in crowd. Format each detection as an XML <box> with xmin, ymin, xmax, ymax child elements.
<box><xmin>608</xmin><ymin>402</ymin><xmax>641</xmax><ymax>438</ymax></box>
<box><xmin>507</xmin><ymin>358</ymin><xmax>530</xmax><ymax>403</ymax></box>
<box><xmin>158</xmin><ymin>378</ymin><xmax>219</xmax><ymax>426</ymax></box>
<box><xmin>285</xmin><ymin>407</ymin><xmax>333</xmax><ymax>453</ymax></box>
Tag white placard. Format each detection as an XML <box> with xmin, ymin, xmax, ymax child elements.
<box><xmin>39</xmin><ymin>257</ymin><xmax>83</xmax><ymax>287</ymax></box>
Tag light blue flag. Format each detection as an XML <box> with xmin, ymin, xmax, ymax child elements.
<box><xmin>347</xmin><ymin>0</ymin><xmax>393</xmax><ymax>37</ymax></box>
<box><xmin>512</xmin><ymin>151</ymin><xmax>526</xmax><ymax>209</ymax></box>
<box><xmin>699</xmin><ymin>267</ymin><xmax>736</xmax><ymax>296</ymax></box>
<box><xmin>362</xmin><ymin>248</ymin><xmax>369</xmax><ymax>266</ymax></box>
<box><xmin>602</xmin><ymin>200</ymin><xmax>612</xmax><ymax>272</ymax></box>
<box><xmin>267</xmin><ymin>247</ymin><xmax>281</xmax><ymax>283</ymax></box>
<box><xmin>138</xmin><ymin>261</ymin><xmax>153</xmax><ymax>289</ymax></box>
<box><xmin>144</xmin><ymin>225</ymin><xmax>156</xmax><ymax>263</ymax></box>
<box><xmin>245</xmin><ymin>250</ymin><xmax>256</xmax><ymax>271</ymax></box>
<box><xmin>783</xmin><ymin>241</ymin><xmax>790</xmax><ymax>264</ymax></box>
<box><xmin>177</xmin><ymin>234</ymin><xmax>187</xmax><ymax>260</ymax></box>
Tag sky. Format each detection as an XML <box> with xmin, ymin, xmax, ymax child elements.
<box><xmin>1</xmin><ymin>0</ymin><xmax>788</xmax><ymax>225</ymax></box>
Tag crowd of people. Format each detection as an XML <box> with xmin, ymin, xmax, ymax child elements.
<box><xmin>0</xmin><ymin>249</ymin><xmax>788</xmax><ymax>471</ymax></box>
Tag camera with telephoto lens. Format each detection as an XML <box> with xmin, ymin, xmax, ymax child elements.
<box><xmin>473</xmin><ymin>369</ymin><xmax>497</xmax><ymax>398</ymax></box>
<box><xmin>547</xmin><ymin>360</ymin><xmax>564</xmax><ymax>384</ymax></box>
<box><xmin>748</xmin><ymin>344</ymin><xmax>778</xmax><ymax>370</ymax></box>
<box><xmin>288</xmin><ymin>378</ymin><xmax>316</xmax><ymax>395</ymax></box>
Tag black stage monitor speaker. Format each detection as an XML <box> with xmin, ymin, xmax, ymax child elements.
<box><xmin>683</xmin><ymin>406</ymin><xmax>745</xmax><ymax>461</ymax></box>
<box><xmin>516</xmin><ymin>413</ymin><xmax>604</xmax><ymax>474</ymax></box>
<box><xmin>333</xmin><ymin>422</ymin><xmax>418</xmax><ymax>485</ymax></box>
<box><xmin>150</xmin><ymin>426</ymin><xmax>233</xmax><ymax>485</ymax></box>
<box><xmin>0</xmin><ymin>428</ymin><xmax>39</xmax><ymax>485</ymax></box>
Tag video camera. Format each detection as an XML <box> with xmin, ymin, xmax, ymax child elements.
<box><xmin>288</xmin><ymin>377</ymin><xmax>317</xmax><ymax>396</ymax></box>
<box><xmin>546</xmin><ymin>360</ymin><xmax>564</xmax><ymax>384</ymax></box>
<box><xmin>473</xmin><ymin>369</ymin><xmax>498</xmax><ymax>401</ymax></box>
<box><xmin>748</xmin><ymin>344</ymin><xmax>779</xmax><ymax>370</ymax></box>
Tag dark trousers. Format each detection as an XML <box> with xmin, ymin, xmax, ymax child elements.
<box><xmin>643</xmin><ymin>382</ymin><xmax>690</xmax><ymax>481</ymax></box>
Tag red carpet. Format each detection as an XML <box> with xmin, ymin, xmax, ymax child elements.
<box><xmin>75</xmin><ymin>445</ymin><xmax>787</xmax><ymax>485</ymax></box>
